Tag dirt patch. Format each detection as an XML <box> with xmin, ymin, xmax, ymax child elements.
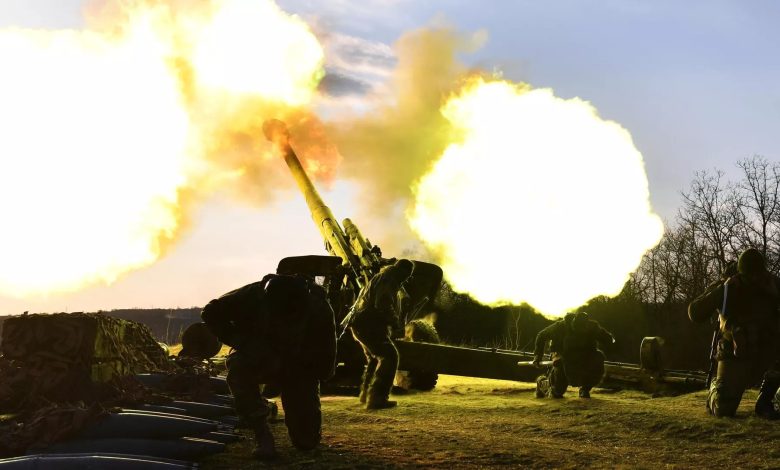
<box><xmin>203</xmin><ymin>375</ymin><xmax>780</xmax><ymax>469</ymax></box>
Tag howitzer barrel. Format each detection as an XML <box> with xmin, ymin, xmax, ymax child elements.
<box><xmin>263</xmin><ymin>119</ymin><xmax>363</xmax><ymax>283</ymax></box>
<box><xmin>343</xmin><ymin>218</ymin><xmax>381</xmax><ymax>270</ymax></box>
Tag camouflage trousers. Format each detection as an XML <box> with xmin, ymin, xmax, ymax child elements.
<box><xmin>225</xmin><ymin>351</ymin><xmax>322</xmax><ymax>450</ymax></box>
<box><xmin>707</xmin><ymin>354</ymin><xmax>780</xmax><ymax>418</ymax></box>
<box><xmin>540</xmin><ymin>350</ymin><xmax>606</xmax><ymax>398</ymax></box>
<box><xmin>350</xmin><ymin>322</ymin><xmax>399</xmax><ymax>405</ymax></box>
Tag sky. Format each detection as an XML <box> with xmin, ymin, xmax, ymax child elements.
<box><xmin>0</xmin><ymin>0</ymin><xmax>778</xmax><ymax>314</ymax></box>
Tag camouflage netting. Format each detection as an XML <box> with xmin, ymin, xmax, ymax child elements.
<box><xmin>0</xmin><ymin>312</ymin><xmax>172</xmax><ymax>410</ymax></box>
<box><xmin>404</xmin><ymin>319</ymin><xmax>441</xmax><ymax>343</ymax></box>
<box><xmin>0</xmin><ymin>313</ymin><xmax>238</xmax><ymax>457</ymax></box>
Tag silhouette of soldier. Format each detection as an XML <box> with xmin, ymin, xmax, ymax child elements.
<box><xmin>348</xmin><ymin>259</ymin><xmax>414</xmax><ymax>409</ymax></box>
<box><xmin>201</xmin><ymin>274</ymin><xmax>336</xmax><ymax>459</ymax></box>
<box><xmin>533</xmin><ymin>311</ymin><xmax>614</xmax><ymax>399</ymax></box>
<box><xmin>689</xmin><ymin>248</ymin><xmax>780</xmax><ymax>418</ymax></box>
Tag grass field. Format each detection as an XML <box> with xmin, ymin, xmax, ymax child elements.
<box><xmin>201</xmin><ymin>375</ymin><xmax>780</xmax><ymax>469</ymax></box>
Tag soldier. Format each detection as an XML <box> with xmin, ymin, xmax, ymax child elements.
<box><xmin>177</xmin><ymin>322</ymin><xmax>222</xmax><ymax>361</ymax></box>
<box><xmin>533</xmin><ymin>311</ymin><xmax>614</xmax><ymax>399</ymax></box>
<box><xmin>201</xmin><ymin>274</ymin><xmax>337</xmax><ymax>459</ymax></box>
<box><xmin>348</xmin><ymin>259</ymin><xmax>414</xmax><ymax>410</ymax></box>
<box><xmin>688</xmin><ymin>248</ymin><xmax>780</xmax><ymax>419</ymax></box>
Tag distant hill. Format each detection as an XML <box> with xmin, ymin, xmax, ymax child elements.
<box><xmin>108</xmin><ymin>308</ymin><xmax>202</xmax><ymax>344</ymax></box>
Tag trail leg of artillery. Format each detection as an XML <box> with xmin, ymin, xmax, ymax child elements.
<box><xmin>203</xmin><ymin>376</ymin><xmax>780</xmax><ymax>469</ymax></box>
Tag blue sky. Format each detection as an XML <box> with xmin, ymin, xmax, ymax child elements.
<box><xmin>0</xmin><ymin>0</ymin><xmax>777</xmax><ymax>312</ymax></box>
<box><xmin>277</xmin><ymin>0</ymin><xmax>780</xmax><ymax>220</ymax></box>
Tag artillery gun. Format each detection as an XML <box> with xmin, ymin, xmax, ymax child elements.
<box><xmin>263</xmin><ymin>119</ymin><xmax>443</xmax><ymax>390</ymax></box>
<box><xmin>262</xmin><ymin>120</ymin><xmax>709</xmax><ymax>395</ymax></box>
<box><xmin>263</xmin><ymin>120</ymin><xmax>705</xmax><ymax>393</ymax></box>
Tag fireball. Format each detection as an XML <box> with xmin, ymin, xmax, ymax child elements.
<box><xmin>409</xmin><ymin>78</ymin><xmax>663</xmax><ymax>316</ymax></box>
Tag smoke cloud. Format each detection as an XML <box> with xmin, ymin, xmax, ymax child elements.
<box><xmin>324</xmin><ymin>27</ymin><xmax>488</xmax><ymax>254</ymax></box>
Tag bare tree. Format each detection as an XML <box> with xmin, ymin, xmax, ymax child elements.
<box><xmin>630</xmin><ymin>169</ymin><xmax>743</xmax><ymax>310</ymax></box>
<box><xmin>678</xmin><ymin>170</ymin><xmax>741</xmax><ymax>274</ymax></box>
<box><xmin>623</xmin><ymin>156</ymin><xmax>780</xmax><ymax>328</ymax></box>
<box><xmin>734</xmin><ymin>155</ymin><xmax>780</xmax><ymax>272</ymax></box>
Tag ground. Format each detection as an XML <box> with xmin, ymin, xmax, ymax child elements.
<box><xmin>201</xmin><ymin>375</ymin><xmax>780</xmax><ymax>469</ymax></box>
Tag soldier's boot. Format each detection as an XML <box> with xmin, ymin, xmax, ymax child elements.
<box><xmin>251</xmin><ymin>420</ymin><xmax>277</xmax><ymax>460</ymax></box>
<box><xmin>358</xmin><ymin>376</ymin><xmax>369</xmax><ymax>404</ymax></box>
<box><xmin>365</xmin><ymin>352</ymin><xmax>397</xmax><ymax>410</ymax></box>
<box><xmin>366</xmin><ymin>397</ymin><xmax>397</xmax><ymax>409</ymax></box>
<box><xmin>365</xmin><ymin>379</ymin><xmax>397</xmax><ymax>409</ymax></box>
<box><xmin>535</xmin><ymin>375</ymin><xmax>550</xmax><ymax>398</ymax></box>
<box><xmin>754</xmin><ymin>378</ymin><xmax>780</xmax><ymax>420</ymax></box>
<box><xmin>549</xmin><ymin>375</ymin><xmax>566</xmax><ymax>399</ymax></box>
<box><xmin>578</xmin><ymin>387</ymin><xmax>591</xmax><ymax>399</ymax></box>
<box><xmin>548</xmin><ymin>364</ymin><xmax>567</xmax><ymax>399</ymax></box>
<box><xmin>360</xmin><ymin>359</ymin><xmax>377</xmax><ymax>404</ymax></box>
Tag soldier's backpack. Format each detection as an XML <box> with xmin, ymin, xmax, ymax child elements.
<box><xmin>260</xmin><ymin>274</ymin><xmax>315</xmax><ymax>360</ymax></box>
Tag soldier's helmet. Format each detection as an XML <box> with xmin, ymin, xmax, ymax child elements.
<box><xmin>179</xmin><ymin>322</ymin><xmax>222</xmax><ymax>360</ymax></box>
<box><xmin>390</xmin><ymin>259</ymin><xmax>415</xmax><ymax>282</ymax></box>
<box><xmin>570</xmin><ymin>311</ymin><xmax>590</xmax><ymax>332</ymax></box>
<box><xmin>738</xmin><ymin>248</ymin><xmax>766</xmax><ymax>277</ymax></box>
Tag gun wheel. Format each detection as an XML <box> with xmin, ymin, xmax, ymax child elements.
<box><xmin>395</xmin><ymin>319</ymin><xmax>440</xmax><ymax>392</ymax></box>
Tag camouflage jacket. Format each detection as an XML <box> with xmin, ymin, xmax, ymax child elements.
<box><xmin>534</xmin><ymin>313</ymin><xmax>614</xmax><ymax>359</ymax></box>
<box><xmin>350</xmin><ymin>266</ymin><xmax>401</xmax><ymax>329</ymax></box>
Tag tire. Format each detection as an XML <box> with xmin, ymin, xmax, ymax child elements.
<box><xmin>396</xmin><ymin>319</ymin><xmax>440</xmax><ymax>391</ymax></box>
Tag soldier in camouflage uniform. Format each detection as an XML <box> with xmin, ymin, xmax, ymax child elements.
<box><xmin>688</xmin><ymin>248</ymin><xmax>780</xmax><ymax>419</ymax></box>
<box><xmin>533</xmin><ymin>311</ymin><xmax>614</xmax><ymax>399</ymax></box>
<box><xmin>201</xmin><ymin>274</ymin><xmax>336</xmax><ymax>459</ymax></box>
<box><xmin>349</xmin><ymin>259</ymin><xmax>414</xmax><ymax>410</ymax></box>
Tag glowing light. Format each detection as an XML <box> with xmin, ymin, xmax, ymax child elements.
<box><xmin>190</xmin><ymin>0</ymin><xmax>323</xmax><ymax>105</ymax></box>
<box><xmin>409</xmin><ymin>78</ymin><xmax>663</xmax><ymax>316</ymax></box>
<box><xmin>0</xmin><ymin>0</ymin><xmax>324</xmax><ymax>296</ymax></box>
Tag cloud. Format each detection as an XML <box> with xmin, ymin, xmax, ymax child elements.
<box><xmin>320</xmin><ymin>27</ymin><xmax>488</xmax><ymax>255</ymax></box>
<box><xmin>318</xmin><ymin>69</ymin><xmax>373</xmax><ymax>96</ymax></box>
<box><xmin>323</xmin><ymin>32</ymin><xmax>395</xmax><ymax>78</ymax></box>
<box><xmin>313</xmin><ymin>32</ymin><xmax>396</xmax><ymax>111</ymax></box>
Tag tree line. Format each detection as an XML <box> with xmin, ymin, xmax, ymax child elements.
<box><xmin>626</xmin><ymin>155</ymin><xmax>780</xmax><ymax>307</ymax></box>
<box><xmin>433</xmin><ymin>156</ymin><xmax>780</xmax><ymax>369</ymax></box>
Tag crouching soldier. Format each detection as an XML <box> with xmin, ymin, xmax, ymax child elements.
<box><xmin>689</xmin><ymin>248</ymin><xmax>780</xmax><ymax>419</ymax></box>
<box><xmin>201</xmin><ymin>274</ymin><xmax>336</xmax><ymax>459</ymax></box>
<box><xmin>533</xmin><ymin>311</ymin><xmax>614</xmax><ymax>399</ymax></box>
